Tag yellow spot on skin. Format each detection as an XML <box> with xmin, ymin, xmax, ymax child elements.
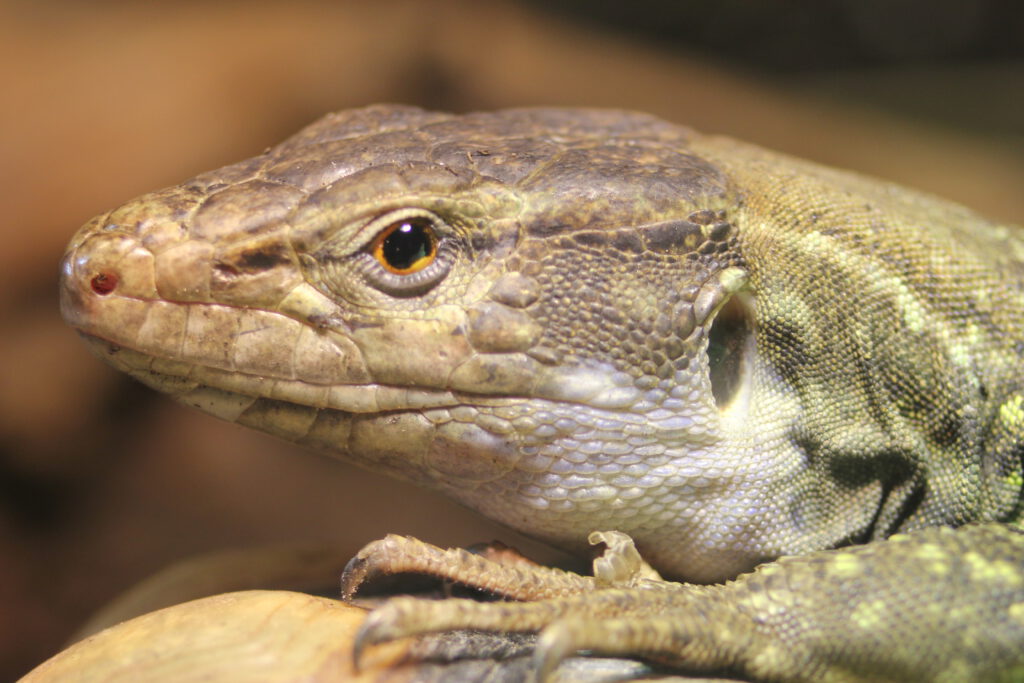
<box><xmin>964</xmin><ymin>552</ymin><xmax>1023</xmax><ymax>587</ymax></box>
<box><xmin>946</xmin><ymin>324</ymin><xmax>983</xmax><ymax>370</ymax></box>
<box><xmin>999</xmin><ymin>394</ymin><xmax>1024</xmax><ymax>429</ymax></box>
<box><xmin>827</xmin><ymin>553</ymin><xmax>862</xmax><ymax>578</ymax></box>
<box><xmin>911</xmin><ymin>543</ymin><xmax>950</xmax><ymax>576</ymax></box>
<box><xmin>1010</xmin><ymin>603</ymin><xmax>1024</xmax><ymax>624</ymax></box>
<box><xmin>894</xmin><ymin>281</ymin><xmax>927</xmax><ymax>334</ymax></box>
<box><xmin>850</xmin><ymin>599</ymin><xmax>888</xmax><ymax>630</ymax></box>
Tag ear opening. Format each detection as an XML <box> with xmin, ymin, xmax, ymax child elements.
<box><xmin>707</xmin><ymin>291</ymin><xmax>755</xmax><ymax>411</ymax></box>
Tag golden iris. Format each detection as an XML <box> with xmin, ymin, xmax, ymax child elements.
<box><xmin>371</xmin><ymin>218</ymin><xmax>437</xmax><ymax>274</ymax></box>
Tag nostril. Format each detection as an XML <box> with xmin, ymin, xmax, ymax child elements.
<box><xmin>90</xmin><ymin>272</ymin><xmax>118</xmax><ymax>295</ymax></box>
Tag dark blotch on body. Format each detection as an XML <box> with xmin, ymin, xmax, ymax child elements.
<box><xmin>760</xmin><ymin>317</ymin><xmax>811</xmax><ymax>382</ymax></box>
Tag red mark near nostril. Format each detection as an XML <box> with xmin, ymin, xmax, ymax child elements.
<box><xmin>90</xmin><ymin>272</ymin><xmax>118</xmax><ymax>295</ymax></box>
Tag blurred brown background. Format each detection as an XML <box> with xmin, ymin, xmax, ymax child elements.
<box><xmin>3</xmin><ymin>0</ymin><xmax>1022</xmax><ymax>678</ymax></box>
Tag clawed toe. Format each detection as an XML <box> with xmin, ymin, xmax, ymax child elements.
<box><xmin>351</xmin><ymin>595</ymin><xmax>571</xmax><ymax>672</ymax></box>
<box><xmin>341</xmin><ymin>534</ymin><xmax>594</xmax><ymax>602</ymax></box>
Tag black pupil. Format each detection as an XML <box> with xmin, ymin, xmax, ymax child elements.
<box><xmin>382</xmin><ymin>220</ymin><xmax>433</xmax><ymax>270</ymax></box>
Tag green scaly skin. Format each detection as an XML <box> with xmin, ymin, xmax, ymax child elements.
<box><xmin>60</xmin><ymin>106</ymin><xmax>1024</xmax><ymax>681</ymax></box>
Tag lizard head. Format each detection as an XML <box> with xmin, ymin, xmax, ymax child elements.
<box><xmin>60</xmin><ymin>106</ymin><xmax>758</xmax><ymax>578</ymax></box>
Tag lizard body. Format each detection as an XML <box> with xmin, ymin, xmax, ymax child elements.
<box><xmin>60</xmin><ymin>106</ymin><xmax>1024</xmax><ymax>680</ymax></box>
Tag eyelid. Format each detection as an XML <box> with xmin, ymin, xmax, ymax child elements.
<box><xmin>354</xmin><ymin>208</ymin><xmax>447</xmax><ymax>252</ymax></box>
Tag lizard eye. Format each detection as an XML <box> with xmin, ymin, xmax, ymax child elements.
<box><xmin>371</xmin><ymin>217</ymin><xmax>438</xmax><ymax>274</ymax></box>
<box><xmin>354</xmin><ymin>210</ymin><xmax>457</xmax><ymax>297</ymax></box>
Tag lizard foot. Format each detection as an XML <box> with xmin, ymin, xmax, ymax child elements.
<box><xmin>347</xmin><ymin>531</ymin><xmax>773</xmax><ymax>679</ymax></box>
<box><xmin>340</xmin><ymin>533</ymin><xmax>597</xmax><ymax>601</ymax></box>
<box><xmin>346</xmin><ymin>525</ymin><xmax>1024</xmax><ymax>681</ymax></box>
<box><xmin>352</xmin><ymin>580</ymin><xmax>776</xmax><ymax>679</ymax></box>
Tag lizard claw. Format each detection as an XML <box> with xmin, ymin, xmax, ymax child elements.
<box><xmin>339</xmin><ymin>553</ymin><xmax>370</xmax><ymax>602</ymax></box>
<box><xmin>350</xmin><ymin>600</ymin><xmax>401</xmax><ymax>672</ymax></box>
<box><xmin>351</xmin><ymin>595</ymin><xmax>459</xmax><ymax>671</ymax></box>
<box><xmin>532</xmin><ymin>618</ymin><xmax>585</xmax><ymax>682</ymax></box>
<box><xmin>340</xmin><ymin>533</ymin><xmax>415</xmax><ymax>600</ymax></box>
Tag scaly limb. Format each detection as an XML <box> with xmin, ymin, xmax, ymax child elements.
<box><xmin>347</xmin><ymin>525</ymin><xmax>1024</xmax><ymax>682</ymax></box>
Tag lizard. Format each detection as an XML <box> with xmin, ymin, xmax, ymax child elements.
<box><xmin>59</xmin><ymin>105</ymin><xmax>1024</xmax><ymax>681</ymax></box>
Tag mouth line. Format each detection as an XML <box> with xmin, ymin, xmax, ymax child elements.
<box><xmin>76</xmin><ymin>331</ymin><xmax>466</xmax><ymax>415</ymax></box>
